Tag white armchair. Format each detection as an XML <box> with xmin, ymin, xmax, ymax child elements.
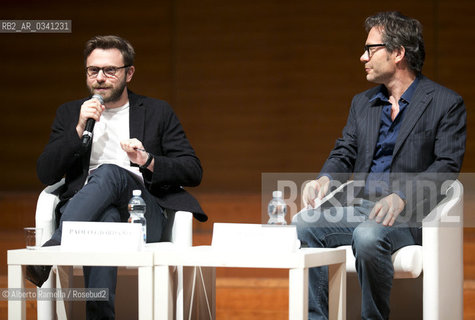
<box><xmin>292</xmin><ymin>179</ymin><xmax>463</xmax><ymax>320</ymax></box>
<box><xmin>34</xmin><ymin>179</ymin><xmax>196</xmax><ymax>320</ymax></box>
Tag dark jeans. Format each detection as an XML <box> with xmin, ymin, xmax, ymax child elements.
<box><xmin>293</xmin><ymin>199</ymin><xmax>421</xmax><ymax>320</ymax></box>
<box><xmin>52</xmin><ymin>164</ymin><xmax>167</xmax><ymax>320</ymax></box>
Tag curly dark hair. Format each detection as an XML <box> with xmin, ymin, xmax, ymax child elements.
<box><xmin>365</xmin><ymin>11</ymin><xmax>425</xmax><ymax>74</ymax></box>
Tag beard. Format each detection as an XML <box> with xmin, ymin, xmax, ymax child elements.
<box><xmin>88</xmin><ymin>76</ymin><xmax>127</xmax><ymax>103</ymax></box>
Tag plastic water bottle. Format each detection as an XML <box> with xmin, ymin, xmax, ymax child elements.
<box><xmin>128</xmin><ymin>190</ymin><xmax>147</xmax><ymax>244</ymax></box>
<box><xmin>267</xmin><ymin>191</ymin><xmax>287</xmax><ymax>225</ymax></box>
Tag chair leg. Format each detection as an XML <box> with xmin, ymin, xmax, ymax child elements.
<box><xmin>176</xmin><ymin>266</ymin><xmax>185</xmax><ymax>320</ymax></box>
<box><xmin>37</xmin><ymin>271</ymin><xmax>55</xmax><ymax>320</ymax></box>
<box><xmin>56</xmin><ymin>266</ymin><xmax>73</xmax><ymax>320</ymax></box>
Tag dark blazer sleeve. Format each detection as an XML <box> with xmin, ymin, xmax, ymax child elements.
<box><xmin>129</xmin><ymin>93</ymin><xmax>206</xmax><ymax>220</ymax></box>
<box><xmin>320</xmin><ymin>96</ymin><xmax>358</xmax><ymax>181</ymax></box>
<box><xmin>390</xmin><ymin>80</ymin><xmax>466</xmax><ymax>218</ymax></box>
<box><xmin>141</xmin><ymin>101</ymin><xmax>202</xmax><ymax>189</ymax></box>
<box><xmin>37</xmin><ymin>99</ymin><xmax>88</xmax><ymax>189</ymax></box>
<box><xmin>320</xmin><ymin>86</ymin><xmax>382</xmax><ymax>183</ymax></box>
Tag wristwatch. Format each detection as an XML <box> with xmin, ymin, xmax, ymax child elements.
<box><xmin>139</xmin><ymin>152</ymin><xmax>153</xmax><ymax>169</ymax></box>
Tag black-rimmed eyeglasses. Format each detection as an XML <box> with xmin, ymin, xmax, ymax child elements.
<box><xmin>86</xmin><ymin>65</ymin><xmax>131</xmax><ymax>78</ymax></box>
<box><xmin>364</xmin><ymin>44</ymin><xmax>386</xmax><ymax>57</ymax></box>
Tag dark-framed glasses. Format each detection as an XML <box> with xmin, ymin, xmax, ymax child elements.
<box><xmin>86</xmin><ymin>65</ymin><xmax>131</xmax><ymax>78</ymax></box>
<box><xmin>364</xmin><ymin>44</ymin><xmax>386</xmax><ymax>57</ymax></box>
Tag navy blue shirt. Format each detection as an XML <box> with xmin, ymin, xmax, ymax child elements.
<box><xmin>365</xmin><ymin>77</ymin><xmax>419</xmax><ymax>198</ymax></box>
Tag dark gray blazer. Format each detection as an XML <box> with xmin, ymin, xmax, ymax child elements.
<box><xmin>37</xmin><ymin>91</ymin><xmax>206</xmax><ymax>222</ymax></box>
<box><xmin>320</xmin><ymin>75</ymin><xmax>466</xmax><ymax>220</ymax></box>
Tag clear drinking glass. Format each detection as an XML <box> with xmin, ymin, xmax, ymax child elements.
<box><xmin>24</xmin><ymin>227</ymin><xmax>43</xmax><ymax>249</ymax></box>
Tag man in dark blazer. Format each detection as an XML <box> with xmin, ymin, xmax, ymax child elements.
<box><xmin>294</xmin><ymin>12</ymin><xmax>466</xmax><ymax>320</ymax></box>
<box><xmin>27</xmin><ymin>35</ymin><xmax>205</xmax><ymax>319</ymax></box>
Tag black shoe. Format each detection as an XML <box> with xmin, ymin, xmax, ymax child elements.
<box><xmin>25</xmin><ymin>238</ymin><xmax>60</xmax><ymax>287</ymax></box>
<box><xmin>26</xmin><ymin>265</ymin><xmax>52</xmax><ymax>287</ymax></box>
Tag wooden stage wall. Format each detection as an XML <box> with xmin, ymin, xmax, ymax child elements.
<box><xmin>1</xmin><ymin>0</ymin><xmax>475</xmax><ymax>196</ymax></box>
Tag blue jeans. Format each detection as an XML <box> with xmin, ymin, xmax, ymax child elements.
<box><xmin>52</xmin><ymin>164</ymin><xmax>167</xmax><ymax>320</ymax></box>
<box><xmin>293</xmin><ymin>199</ymin><xmax>420</xmax><ymax>320</ymax></box>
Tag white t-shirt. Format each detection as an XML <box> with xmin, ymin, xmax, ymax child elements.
<box><xmin>88</xmin><ymin>102</ymin><xmax>142</xmax><ymax>179</ymax></box>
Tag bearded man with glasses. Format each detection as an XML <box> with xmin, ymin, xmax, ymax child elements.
<box><xmin>27</xmin><ymin>35</ymin><xmax>205</xmax><ymax>319</ymax></box>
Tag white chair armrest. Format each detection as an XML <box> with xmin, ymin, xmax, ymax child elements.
<box><xmin>35</xmin><ymin>179</ymin><xmax>65</xmax><ymax>245</ymax></box>
<box><xmin>35</xmin><ymin>179</ymin><xmax>65</xmax><ymax>320</ymax></box>
<box><xmin>422</xmin><ymin>179</ymin><xmax>463</xmax><ymax>227</ymax></box>
<box><xmin>421</xmin><ymin>179</ymin><xmax>463</xmax><ymax>319</ymax></box>
<box><xmin>171</xmin><ymin>211</ymin><xmax>193</xmax><ymax>247</ymax></box>
<box><xmin>422</xmin><ymin>180</ymin><xmax>463</xmax><ymax>269</ymax></box>
<box><xmin>391</xmin><ymin>245</ymin><xmax>423</xmax><ymax>278</ymax></box>
<box><xmin>341</xmin><ymin>244</ymin><xmax>423</xmax><ymax>278</ymax></box>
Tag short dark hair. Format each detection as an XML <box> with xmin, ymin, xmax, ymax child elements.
<box><xmin>365</xmin><ymin>11</ymin><xmax>425</xmax><ymax>74</ymax></box>
<box><xmin>84</xmin><ymin>35</ymin><xmax>135</xmax><ymax>66</ymax></box>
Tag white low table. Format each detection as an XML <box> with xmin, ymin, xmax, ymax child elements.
<box><xmin>7</xmin><ymin>247</ymin><xmax>154</xmax><ymax>320</ymax></box>
<box><xmin>153</xmin><ymin>246</ymin><xmax>346</xmax><ymax>320</ymax></box>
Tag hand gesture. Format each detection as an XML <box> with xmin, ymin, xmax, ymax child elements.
<box><xmin>302</xmin><ymin>176</ymin><xmax>330</xmax><ymax>208</ymax></box>
<box><xmin>120</xmin><ymin>138</ymin><xmax>152</xmax><ymax>170</ymax></box>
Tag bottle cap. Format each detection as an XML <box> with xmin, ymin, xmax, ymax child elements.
<box><xmin>133</xmin><ymin>190</ymin><xmax>142</xmax><ymax>196</ymax></box>
<box><xmin>272</xmin><ymin>191</ymin><xmax>282</xmax><ymax>198</ymax></box>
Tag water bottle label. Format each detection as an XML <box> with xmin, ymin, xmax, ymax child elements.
<box><xmin>128</xmin><ymin>204</ymin><xmax>146</xmax><ymax>212</ymax></box>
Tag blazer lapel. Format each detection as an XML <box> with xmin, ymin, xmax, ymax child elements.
<box><xmin>393</xmin><ymin>77</ymin><xmax>434</xmax><ymax>157</ymax></box>
<box><xmin>360</xmin><ymin>86</ymin><xmax>384</xmax><ymax>172</ymax></box>
<box><xmin>365</xmin><ymin>102</ymin><xmax>382</xmax><ymax>169</ymax></box>
<box><xmin>128</xmin><ymin>91</ymin><xmax>145</xmax><ymax>142</ymax></box>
